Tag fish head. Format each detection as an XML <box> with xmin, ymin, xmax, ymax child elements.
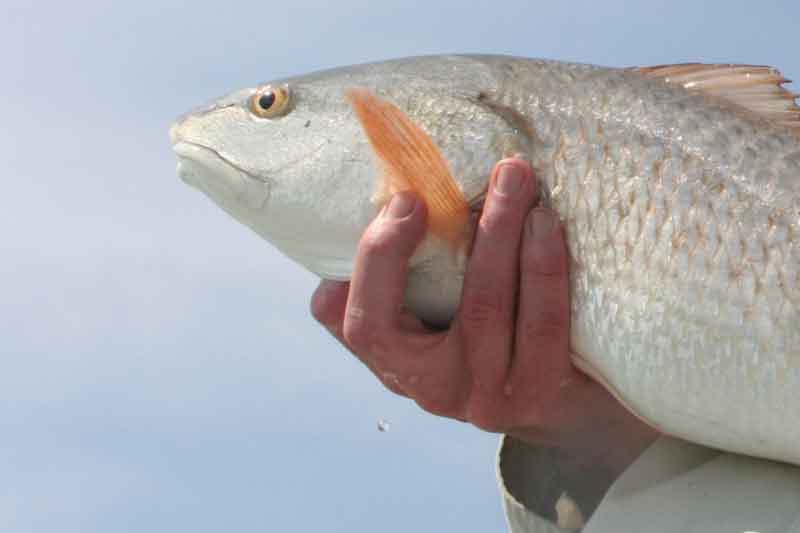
<box><xmin>170</xmin><ymin>74</ymin><xmax>372</xmax><ymax>280</ymax></box>
<box><xmin>170</xmin><ymin>56</ymin><xmax>528</xmax><ymax>281</ymax></box>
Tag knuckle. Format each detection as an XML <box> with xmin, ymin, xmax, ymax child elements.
<box><xmin>343</xmin><ymin>307</ymin><xmax>376</xmax><ymax>353</ymax></box>
<box><xmin>415</xmin><ymin>397</ymin><xmax>447</xmax><ymax>417</ymax></box>
<box><xmin>310</xmin><ymin>296</ymin><xmax>332</xmax><ymax>325</ymax></box>
<box><xmin>479</xmin><ymin>204</ymin><xmax>517</xmax><ymax>235</ymax></box>
<box><xmin>359</xmin><ymin>226</ymin><xmax>397</xmax><ymax>258</ymax></box>
<box><xmin>310</xmin><ymin>281</ymin><xmax>347</xmax><ymax>327</ymax></box>
<box><xmin>375</xmin><ymin>370</ymin><xmax>408</xmax><ymax>398</ymax></box>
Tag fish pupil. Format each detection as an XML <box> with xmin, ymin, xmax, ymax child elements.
<box><xmin>259</xmin><ymin>92</ymin><xmax>275</xmax><ymax>110</ymax></box>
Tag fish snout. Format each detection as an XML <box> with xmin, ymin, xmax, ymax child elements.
<box><xmin>169</xmin><ymin>112</ymin><xmax>196</xmax><ymax>146</ymax></box>
<box><xmin>169</xmin><ymin>120</ymin><xmax>182</xmax><ymax>146</ymax></box>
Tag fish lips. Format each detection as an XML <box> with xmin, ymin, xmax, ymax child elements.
<box><xmin>172</xmin><ymin>141</ymin><xmax>271</xmax><ymax>211</ymax></box>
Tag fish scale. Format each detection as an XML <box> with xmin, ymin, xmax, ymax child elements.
<box><xmin>171</xmin><ymin>55</ymin><xmax>800</xmax><ymax>465</ymax></box>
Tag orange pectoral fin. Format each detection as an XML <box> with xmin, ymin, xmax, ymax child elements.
<box><xmin>346</xmin><ymin>88</ymin><xmax>470</xmax><ymax>252</ymax></box>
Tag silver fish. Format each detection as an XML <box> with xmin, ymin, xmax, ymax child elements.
<box><xmin>170</xmin><ymin>55</ymin><xmax>800</xmax><ymax>466</ymax></box>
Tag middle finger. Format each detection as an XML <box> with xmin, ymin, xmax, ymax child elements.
<box><xmin>455</xmin><ymin>159</ymin><xmax>538</xmax><ymax>394</ymax></box>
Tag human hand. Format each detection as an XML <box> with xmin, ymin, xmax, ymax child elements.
<box><xmin>310</xmin><ymin>158</ymin><xmax>658</xmax><ymax>476</ymax></box>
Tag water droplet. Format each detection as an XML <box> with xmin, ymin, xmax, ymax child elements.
<box><xmin>377</xmin><ymin>419</ymin><xmax>390</xmax><ymax>432</ymax></box>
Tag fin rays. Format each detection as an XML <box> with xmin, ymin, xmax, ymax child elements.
<box><xmin>346</xmin><ymin>89</ymin><xmax>470</xmax><ymax>251</ymax></box>
<box><xmin>636</xmin><ymin>63</ymin><xmax>800</xmax><ymax>133</ymax></box>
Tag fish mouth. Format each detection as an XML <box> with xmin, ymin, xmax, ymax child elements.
<box><xmin>172</xmin><ymin>141</ymin><xmax>261</xmax><ymax>183</ymax></box>
<box><xmin>172</xmin><ymin>141</ymin><xmax>272</xmax><ymax>210</ymax></box>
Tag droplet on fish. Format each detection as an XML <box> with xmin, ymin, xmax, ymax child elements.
<box><xmin>377</xmin><ymin>419</ymin><xmax>390</xmax><ymax>432</ymax></box>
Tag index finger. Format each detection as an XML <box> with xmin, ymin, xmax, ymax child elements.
<box><xmin>342</xmin><ymin>192</ymin><xmax>428</xmax><ymax>357</ymax></box>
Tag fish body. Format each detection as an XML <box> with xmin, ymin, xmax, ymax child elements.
<box><xmin>170</xmin><ymin>55</ymin><xmax>800</xmax><ymax>465</ymax></box>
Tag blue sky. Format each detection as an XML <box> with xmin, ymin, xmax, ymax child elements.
<box><xmin>3</xmin><ymin>1</ymin><xmax>799</xmax><ymax>531</ymax></box>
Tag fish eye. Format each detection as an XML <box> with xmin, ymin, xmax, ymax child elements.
<box><xmin>250</xmin><ymin>85</ymin><xmax>291</xmax><ymax>119</ymax></box>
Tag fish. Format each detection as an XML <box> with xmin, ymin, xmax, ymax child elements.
<box><xmin>170</xmin><ymin>55</ymin><xmax>800</xmax><ymax>466</ymax></box>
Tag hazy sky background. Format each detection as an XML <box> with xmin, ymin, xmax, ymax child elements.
<box><xmin>4</xmin><ymin>1</ymin><xmax>799</xmax><ymax>531</ymax></box>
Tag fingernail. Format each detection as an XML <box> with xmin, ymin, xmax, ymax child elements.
<box><xmin>528</xmin><ymin>208</ymin><xmax>557</xmax><ymax>239</ymax></box>
<box><xmin>494</xmin><ymin>163</ymin><xmax>522</xmax><ymax>195</ymax></box>
<box><xmin>384</xmin><ymin>192</ymin><xmax>417</xmax><ymax>219</ymax></box>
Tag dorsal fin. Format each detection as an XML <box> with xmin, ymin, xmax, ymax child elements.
<box><xmin>346</xmin><ymin>88</ymin><xmax>470</xmax><ymax>252</ymax></box>
<box><xmin>636</xmin><ymin>63</ymin><xmax>800</xmax><ymax>133</ymax></box>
